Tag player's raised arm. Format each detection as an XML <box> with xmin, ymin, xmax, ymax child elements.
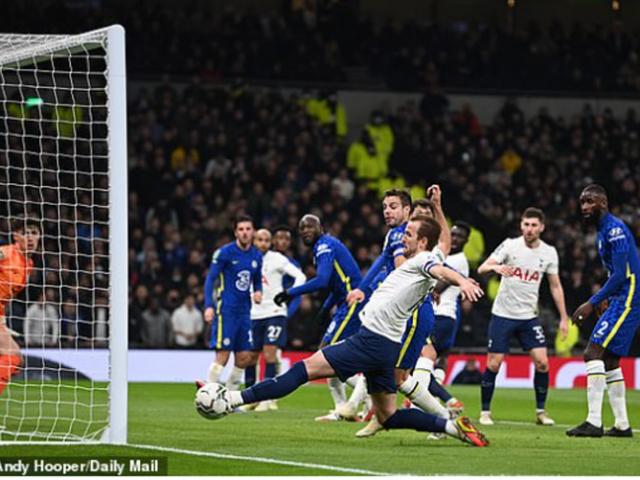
<box><xmin>426</xmin><ymin>185</ymin><xmax>451</xmax><ymax>257</ymax></box>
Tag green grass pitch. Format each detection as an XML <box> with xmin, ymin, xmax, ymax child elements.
<box><xmin>1</xmin><ymin>382</ymin><xmax>640</xmax><ymax>475</ymax></box>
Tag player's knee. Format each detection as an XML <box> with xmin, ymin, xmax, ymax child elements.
<box><xmin>583</xmin><ymin>343</ymin><xmax>604</xmax><ymax>362</ymax></box>
<box><xmin>603</xmin><ymin>356</ymin><xmax>620</xmax><ymax>371</ymax></box>
<box><xmin>533</xmin><ymin>358</ymin><xmax>548</xmax><ymax>372</ymax></box>
<box><xmin>486</xmin><ymin>356</ymin><xmax>502</xmax><ymax>372</ymax></box>
<box><xmin>263</xmin><ymin>346</ymin><xmax>277</xmax><ymax>363</ymax></box>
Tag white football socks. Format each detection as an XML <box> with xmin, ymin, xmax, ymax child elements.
<box><xmin>586</xmin><ymin>360</ymin><xmax>606</xmax><ymax>427</ymax></box>
<box><xmin>208</xmin><ymin>362</ymin><xmax>224</xmax><ymax>383</ymax></box>
<box><xmin>327</xmin><ymin>377</ymin><xmax>347</xmax><ymax>408</ymax></box>
<box><xmin>606</xmin><ymin>367</ymin><xmax>630</xmax><ymax>430</ymax></box>
<box><xmin>346</xmin><ymin>374</ymin><xmax>368</xmax><ymax>410</ymax></box>
<box><xmin>345</xmin><ymin>375</ymin><xmax>360</xmax><ymax>389</ymax></box>
<box><xmin>399</xmin><ymin>375</ymin><xmax>448</xmax><ymax>418</ymax></box>
<box><xmin>226</xmin><ymin>366</ymin><xmax>244</xmax><ymax>391</ymax></box>
<box><xmin>413</xmin><ymin>356</ymin><xmax>434</xmax><ymax>388</ymax></box>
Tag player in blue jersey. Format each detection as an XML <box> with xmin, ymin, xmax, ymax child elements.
<box><xmin>204</xmin><ymin>214</ymin><xmax>263</xmax><ymax>390</ymax></box>
<box><xmin>567</xmin><ymin>184</ymin><xmax>640</xmax><ymax>438</ymax></box>
<box><xmin>273</xmin><ymin>214</ymin><xmax>364</xmax><ymax>420</ymax></box>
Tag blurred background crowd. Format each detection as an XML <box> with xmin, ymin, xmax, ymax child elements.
<box><xmin>2</xmin><ymin>0</ymin><xmax>640</xmax><ymax>355</ymax></box>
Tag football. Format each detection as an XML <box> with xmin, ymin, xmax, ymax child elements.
<box><xmin>195</xmin><ymin>382</ymin><xmax>230</xmax><ymax>420</ymax></box>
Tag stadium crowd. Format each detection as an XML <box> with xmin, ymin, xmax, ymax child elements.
<box><xmin>122</xmin><ymin>80</ymin><xmax>640</xmax><ymax>353</ymax></box>
<box><xmin>4</xmin><ymin>0</ymin><xmax>640</xmax><ymax>93</ymax></box>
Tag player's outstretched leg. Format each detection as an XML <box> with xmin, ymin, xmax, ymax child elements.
<box><xmin>216</xmin><ymin>361</ymin><xmax>310</xmax><ymax>416</ymax></box>
<box><xmin>374</xmin><ymin>393</ymin><xmax>489</xmax><ymax>447</ymax></box>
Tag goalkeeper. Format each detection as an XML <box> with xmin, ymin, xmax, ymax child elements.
<box><xmin>0</xmin><ymin>218</ymin><xmax>40</xmax><ymax>395</ymax></box>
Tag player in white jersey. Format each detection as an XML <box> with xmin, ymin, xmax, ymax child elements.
<box><xmin>214</xmin><ymin>216</ymin><xmax>490</xmax><ymax>447</ymax></box>
<box><xmin>412</xmin><ymin>221</ymin><xmax>471</xmax><ymax>418</ymax></box>
<box><xmin>245</xmin><ymin>229</ymin><xmax>306</xmax><ymax>411</ymax></box>
<box><xmin>477</xmin><ymin>208</ymin><xmax>570</xmax><ymax>426</ymax></box>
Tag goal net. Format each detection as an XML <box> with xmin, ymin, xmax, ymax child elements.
<box><xmin>0</xmin><ymin>26</ymin><xmax>127</xmax><ymax>443</ymax></box>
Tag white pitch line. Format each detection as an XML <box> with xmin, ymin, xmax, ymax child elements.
<box><xmin>127</xmin><ymin>442</ymin><xmax>396</xmax><ymax>476</ymax></box>
<box><xmin>496</xmin><ymin>419</ymin><xmax>640</xmax><ymax>433</ymax></box>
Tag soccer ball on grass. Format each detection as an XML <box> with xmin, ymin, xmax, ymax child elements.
<box><xmin>195</xmin><ymin>382</ymin><xmax>231</xmax><ymax>420</ymax></box>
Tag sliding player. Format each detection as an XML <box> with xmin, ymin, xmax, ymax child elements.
<box><xmin>567</xmin><ymin>184</ymin><xmax>639</xmax><ymax>437</ymax></box>
<box><xmin>212</xmin><ymin>216</ymin><xmax>489</xmax><ymax>447</ymax></box>
<box><xmin>477</xmin><ymin>207</ymin><xmax>569</xmax><ymax>426</ymax></box>
<box><xmin>0</xmin><ymin>218</ymin><xmax>40</xmax><ymax>395</ymax></box>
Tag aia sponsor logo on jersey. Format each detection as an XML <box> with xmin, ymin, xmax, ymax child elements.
<box><xmin>512</xmin><ymin>267</ymin><xmax>540</xmax><ymax>283</ymax></box>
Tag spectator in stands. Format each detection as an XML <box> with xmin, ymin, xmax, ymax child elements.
<box><xmin>171</xmin><ymin>294</ymin><xmax>204</xmax><ymax>348</ymax></box>
<box><xmin>140</xmin><ymin>297</ymin><xmax>173</xmax><ymax>348</ymax></box>
<box><xmin>452</xmin><ymin>359</ymin><xmax>483</xmax><ymax>385</ymax></box>
<box><xmin>24</xmin><ymin>291</ymin><xmax>59</xmax><ymax>347</ymax></box>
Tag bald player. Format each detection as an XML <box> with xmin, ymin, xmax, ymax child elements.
<box><xmin>245</xmin><ymin>229</ymin><xmax>306</xmax><ymax>411</ymax></box>
<box><xmin>567</xmin><ymin>184</ymin><xmax>640</xmax><ymax>437</ymax></box>
<box><xmin>274</xmin><ymin>214</ymin><xmax>364</xmax><ymax>421</ymax></box>
<box><xmin>0</xmin><ymin>217</ymin><xmax>40</xmax><ymax>396</ymax></box>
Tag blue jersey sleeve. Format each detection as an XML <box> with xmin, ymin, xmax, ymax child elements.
<box><xmin>321</xmin><ymin>291</ymin><xmax>337</xmax><ymax>312</ymax></box>
<box><xmin>590</xmin><ymin>228</ymin><xmax>630</xmax><ymax>305</ymax></box>
<box><xmin>357</xmin><ymin>254</ymin><xmax>386</xmax><ymax>293</ymax></box>
<box><xmin>204</xmin><ymin>248</ymin><xmax>226</xmax><ymax>309</ymax></box>
<box><xmin>287</xmin><ymin>244</ymin><xmax>334</xmax><ymax>298</ymax></box>
<box><xmin>252</xmin><ymin>253</ymin><xmax>263</xmax><ymax>293</ymax></box>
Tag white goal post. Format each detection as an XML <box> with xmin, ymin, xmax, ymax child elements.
<box><xmin>0</xmin><ymin>25</ymin><xmax>127</xmax><ymax>443</ymax></box>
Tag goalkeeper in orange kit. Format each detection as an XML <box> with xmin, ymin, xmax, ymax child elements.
<box><xmin>0</xmin><ymin>218</ymin><xmax>40</xmax><ymax>395</ymax></box>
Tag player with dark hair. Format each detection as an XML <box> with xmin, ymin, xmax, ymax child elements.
<box><xmin>273</xmin><ymin>214</ymin><xmax>364</xmax><ymax>421</ymax></box>
<box><xmin>269</xmin><ymin>224</ymin><xmax>303</xmax><ymax>376</ymax></box>
<box><xmin>0</xmin><ymin>217</ymin><xmax>40</xmax><ymax>396</ymax></box>
<box><xmin>244</xmin><ymin>229</ymin><xmax>306</xmax><ymax>411</ymax></box>
<box><xmin>344</xmin><ymin>187</ymin><xmax>456</xmax><ymax>437</ymax></box>
<box><xmin>204</xmin><ymin>214</ymin><xmax>263</xmax><ymax>390</ymax></box>
<box><xmin>477</xmin><ymin>207</ymin><xmax>570</xmax><ymax>426</ymax></box>
<box><xmin>567</xmin><ymin>184</ymin><xmax>639</xmax><ymax>437</ymax></box>
<box><xmin>213</xmin><ymin>216</ymin><xmax>489</xmax><ymax>447</ymax></box>
<box><xmin>413</xmin><ymin>220</ymin><xmax>471</xmax><ymax>424</ymax></box>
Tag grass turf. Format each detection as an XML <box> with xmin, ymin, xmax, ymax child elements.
<box><xmin>1</xmin><ymin>382</ymin><xmax>640</xmax><ymax>475</ymax></box>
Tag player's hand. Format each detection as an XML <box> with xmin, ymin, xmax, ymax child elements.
<box><xmin>571</xmin><ymin>302</ymin><xmax>594</xmax><ymax>327</ymax></box>
<box><xmin>204</xmin><ymin>307</ymin><xmax>215</xmax><ymax>324</ymax></box>
<box><xmin>346</xmin><ymin>288</ymin><xmax>365</xmax><ymax>306</ymax></box>
<box><xmin>274</xmin><ymin>290</ymin><xmax>292</xmax><ymax>307</ymax></box>
<box><xmin>459</xmin><ymin>279</ymin><xmax>484</xmax><ymax>302</ymax></box>
<box><xmin>558</xmin><ymin>316</ymin><xmax>569</xmax><ymax>340</ymax></box>
<box><xmin>493</xmin><ymin>264</ymin><xmax>515</xmax><ymax>277</ymax></box>
<box><xmin>426</xmin><ymin>184</ymin><xmax>442</xmax><ymax>207</ymax></box>
<box><xmin>253</xmin><ymin>291</ymin><xmax>263</xmax><ymax>304</ymax></box>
